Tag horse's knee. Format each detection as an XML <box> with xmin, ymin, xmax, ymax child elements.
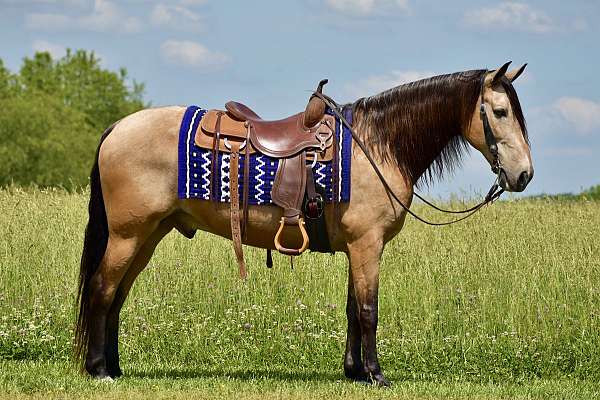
<box><xmin>359</xmin><ymin>303</ymin><xmax>378</xmax><ymax>331</ymax></box>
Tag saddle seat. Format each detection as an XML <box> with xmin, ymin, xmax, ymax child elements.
<box><xmin>225</xmin><ymin>101</ymin><xmax>333</xmax><ymax>158</ymax></box>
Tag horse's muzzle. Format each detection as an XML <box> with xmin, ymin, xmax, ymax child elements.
<box><xmin>499</xmin><ymin>168</ymin><xmax>533</xmax><ymax>192</ymax></box>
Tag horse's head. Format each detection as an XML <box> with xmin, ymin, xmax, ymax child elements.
<box><xmin>465</xmin><ymin>62</ymin><xmax>534</xmax><ymax>192</ymax></box>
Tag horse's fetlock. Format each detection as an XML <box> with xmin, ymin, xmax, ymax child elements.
<box><xmin>85</xmin><ymin>356</ymin><xmax>109</xmax><ymax>379</ymax></box>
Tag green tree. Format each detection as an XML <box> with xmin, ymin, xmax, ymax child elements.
<box><xmin>0</xmin><ymin>94</ymin><xmax>95</xmax><ymax>187</ymax></box>
<box><xmin>18</xmin><ymin>50</ymin><xmax>145</xmax><ymax>130</ymax></box>
<box><xmin>0</xmin><ymin>50</ymin><xmax>147</xmax><ymax>189</ymax></box>
<box><xmin>0</xmin><ymin>59</ymin><xmax>14</xmax><ymax>99</ymax></box>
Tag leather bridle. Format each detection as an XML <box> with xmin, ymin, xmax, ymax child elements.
<box><xmin>479</xmin><ymin>72</ymin><xmax>501</xmax><ymax>175</ymax></box>
<box><xmin>311</xmin><ymin>73</ymin><xmax>505</xmax><ymax>226</ymax></box>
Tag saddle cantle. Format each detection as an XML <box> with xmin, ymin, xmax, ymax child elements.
<box><xmin>194</xmin><ymin>79</ymin><xmax>338</xmax><ymax>277</ymax></box>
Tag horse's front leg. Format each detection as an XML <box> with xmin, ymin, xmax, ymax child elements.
<box><xmin>343</xmin><ymin>270</ymin><xmax>366</xmax><ymax>381</ymax></box>
<box><xmin>346</xmin><ymin>232</ymin><xmax>390</xmax><ymax>386</ymax></box>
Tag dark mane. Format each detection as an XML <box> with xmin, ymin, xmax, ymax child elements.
<box><xmin>353</xmin><ymin>69</ymin><xmax>527</xmax><ymax>186</ymax></box>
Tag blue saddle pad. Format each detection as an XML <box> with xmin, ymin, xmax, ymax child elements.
<box><xmin>178</xmin><ymin>106</ymin><xmax>351</xmax><ymax>204</ymax></box>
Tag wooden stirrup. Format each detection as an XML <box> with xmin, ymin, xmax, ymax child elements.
<box><xmin>274</xmin><ymin>217</ymin><xmax>309</xmax><ymax>256</ymax></box>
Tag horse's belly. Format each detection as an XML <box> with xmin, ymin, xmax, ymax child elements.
<box><xmin>178</xmin><ymin>199</ymin><xmax>309</xmax><ymax>250</ymax></box>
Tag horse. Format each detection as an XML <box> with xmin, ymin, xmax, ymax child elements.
<box><xmin>75</xmin><ymin>62</ymin><xmax>533</xmax><ymax>385</ymax></box>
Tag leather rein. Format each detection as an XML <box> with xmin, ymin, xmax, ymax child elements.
<box><xmin>311</xmin><ymin>72</ymin><xmax>505</xmax><ymax>226</ymax></box>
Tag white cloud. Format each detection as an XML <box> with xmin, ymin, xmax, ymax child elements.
<box><xmin>25</xmin><ymin>12</ymin><xmax>71</xmax><ymax>30</ymax></box>
<box><xmin>179</xmin><ymin>0</ymin><xmax>207</xmax><ymax>5</ymax></box>
<box><xmin>325</xmin><ymin>0</ymin><xmax>408</xmax><ymax>16</ymax></box>
<box><xmin>151</xmin><ymin>3</ymin><xmax>202</xmax><ymax>31</ymax></box>
<box><xmin>553</xmin><ymin>97</ymin><xmax>600</xmax><ymax>135</ymax></box>
<box><xmin>160</xmin><ymin>40</ymin><xmax>230</xmax><ymax>71</ymax></box>
<box><xmin>32</xmin><ymin>39</ymin><xmax>66</xmax><ymax>59</ymax></box>
<box><xmin>463</xmin><ymin>2</ymin><xmax>555</xmax><ymax>34</ymax></box>
<box><xmin>80</xmin><ymin>0</ymin><xmax>142</xmax><ymax>33</ymax></box>
<box><xmin>344</xmin><ymin>70</ymin><xmax>435</xmax><ymax>98</ymax></box>
<box><xmin>1</xmin><ymin>0</ymin><xmax>84</xmax><ymax>5</ymax></box>
<box><xmin>25</xmin><ymin>0</ymin><xmax>142</xmax><ymax>33</ymax></box>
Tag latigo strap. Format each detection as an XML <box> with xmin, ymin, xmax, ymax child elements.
<box><xmin>228</xmin><ymin>144</ymin><xmax>247</xmax><ymax>280</ymax></box>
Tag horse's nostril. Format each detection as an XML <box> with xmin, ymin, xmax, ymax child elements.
<box><xmin>528</xmin><ymin>167</ymin><xmax>534</xmax><ymax>182</ymax></box>
<box><xmin>517</xmin><ymin>171</ymin><xmax>529</xmax><ymax>190</ymax></box>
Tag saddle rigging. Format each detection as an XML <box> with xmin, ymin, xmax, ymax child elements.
<box><xmin>195</xmin><ymin>80</ymin><xmax>338</xmax><ymax>278</ymax></box>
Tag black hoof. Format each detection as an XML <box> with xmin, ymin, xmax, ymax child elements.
<box><xmin>107</xmin><ymin>366</ymin><xmax>123</xmax><ymax>379</ymax></box>
<box><xmin>87</xmin><ymin>368</ymin><xmax>112</xmax><ymax>380</ymax></box>
<box><xmin>368</xmin><ymin>372</ymin><xmax>391</xmax><ymax>387</ymax></box>
<box><xmin>344</xmin><ymin>368</ymin><xmax>368</xmax><ymax>383</ymax></box>
<box><xmin>85</xmin><ymin>359</ymin><xmax>111</xmax><ymax>380</ymax></box>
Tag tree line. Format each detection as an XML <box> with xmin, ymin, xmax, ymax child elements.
<box><xmin>0</xmin><ymin>50</ymin><xmax>146</xmax><ymax>189</ymax></box>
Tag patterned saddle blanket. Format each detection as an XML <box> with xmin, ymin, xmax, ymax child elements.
<box><xmin>177</xmin><ymin>106</ymin><xmax>352</xmax><ymax>204</ymax></box>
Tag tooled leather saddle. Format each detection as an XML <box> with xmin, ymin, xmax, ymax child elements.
<box><xmin>194</xmin><ymin>80</ymin><xmax>338</xmax><ymax>278</ymax></box>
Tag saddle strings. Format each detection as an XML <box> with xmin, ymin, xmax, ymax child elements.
<box><xmin>311</xmin><ymin>92</ymin><xmax>504</xmax><ymax>227</ymax></box>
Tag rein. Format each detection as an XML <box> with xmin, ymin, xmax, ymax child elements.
<box><xmin>311</xmin><ymin>74</ymin><xmax>505</xmax><ymax>226</ymax></box>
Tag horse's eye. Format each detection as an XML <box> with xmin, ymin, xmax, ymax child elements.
<box><xmin>493</xmin><ymin>109</ymin><xmax>507</xmax><ymax>118</ymax></box>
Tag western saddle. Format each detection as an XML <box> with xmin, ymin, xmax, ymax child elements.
<box><xmin>195</xmin><ymin>80</ymin><xmax>338</xmax><ymax>278</ymax></box>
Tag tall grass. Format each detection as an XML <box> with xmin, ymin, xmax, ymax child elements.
<box><xmin>1</xmin><ymin>187</ymin><xmax>599</xmax><ymax>381</ymax></box>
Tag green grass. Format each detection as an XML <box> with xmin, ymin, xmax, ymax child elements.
<box><xmin>527</xmin><ymin>184</ymin><xmax>600</xmax><ymax>201</ymax></box>
<box><xmin>1</xmin><ymin>187</ymin><xmax>599</xmax><ymax>398</ymax></box>
<box><xmin>2</xmin><ymin>361</ymin><xmax>600</xmax><ymax>400</ymax></box>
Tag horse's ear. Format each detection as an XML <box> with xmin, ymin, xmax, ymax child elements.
<box><xmin>505</xmin><ymin>63</ymin><xmax>527</xmax><ymax>83</ymax></box>
<box><xmin>486</xmin><ymin>61</ymin><xmax>512</xmax><ymax>86</ymax></box>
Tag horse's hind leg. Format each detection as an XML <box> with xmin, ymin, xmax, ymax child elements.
<box><xmin>85</xmin><ymin>232</ymin><xmax>144</xmax><ymax>378</ymax></box>
<box><xmin>104</xmin><ymin>220</ymin><xmax>174</xmax><ymax>378</ymax></box>
<box><xmin>343</xmin><ymin>269</ymin><xmax>366</xmax><ymax>382</ymax></box>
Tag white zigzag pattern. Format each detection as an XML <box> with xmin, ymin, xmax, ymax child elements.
<box><xmin>315</xmin><ymin>163</ymin><xmax>326</xmax><ymax>188</ymax></box>
<box><xmin>200</xmin><ymin>151</ymin><xmax>211</xmax><ymax>199</ymax></box>
<box><xmin>220</xmin><ymin>154</ymin><xmax>230</xmax><ymax>202</ymax></box>
<box><xmin>255</xmin><ymin>155</ymin><xmax>265</xmax><ymax>204</ymax></box>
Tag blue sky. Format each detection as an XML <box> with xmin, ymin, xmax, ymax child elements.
<box><xmin>1</xmin><ymin>0</ymin><xmax>599</xmax><ymax>197</ymax></box>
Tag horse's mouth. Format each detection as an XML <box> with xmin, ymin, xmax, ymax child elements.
<box><xmin>498</xmin><ymin>169</ymin><xmax>510</xmax><ymax>191</ymax></box>
<box><xmin>498</xmin><ymin>168</ymin><xmax>532</xmax><ymax>192</ymax></box>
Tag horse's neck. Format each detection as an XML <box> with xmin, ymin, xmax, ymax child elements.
<box><xmin>356</xmin><ymin>105</ymin><xmax>462</xmax><ymax>186</ymax></box>
<box><xmin>409</xmin><ymin>131</ymin><xmax>457</xmax><ymax>184</ymax></box>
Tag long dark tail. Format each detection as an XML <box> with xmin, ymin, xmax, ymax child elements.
<box><xmin>74</xmin><ymin>122</ymin><xmax>118</xmax><ymax>364</ymax></box>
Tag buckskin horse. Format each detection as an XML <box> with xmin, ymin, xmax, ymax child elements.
<box><xmin>75</xmin><ymin>62</ymin><xmax>533</xmax><ymax>385</ymax></box>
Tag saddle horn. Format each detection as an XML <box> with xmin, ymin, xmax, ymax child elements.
<box><xmin>316</xmin><ymin>79</ymin><xmax>328</xmax><ymax>94</ymax></box>
<box><xmin>303</xmin><ymin>79</ymin><xmax>329</xmax><ymax>129</ymax></box>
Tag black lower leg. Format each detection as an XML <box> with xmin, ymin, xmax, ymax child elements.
<box><xmin>360</xmin><ymin>301</ymin><xmax>389</xmax><ymax>387</ymax></box>
<box><xmin>85</xmin><ymin>285</ymin><xmax>111</xmax><ymax>378</ymax></box>
<box><xmin>344</xmin><ymin>278</ymin><xmax>365</xmax><ymax>381</ymax></box>
<box><xmin>105</xmin><ymin>288</ymin><xmax>125</xmax><ymax>378</ymax></box>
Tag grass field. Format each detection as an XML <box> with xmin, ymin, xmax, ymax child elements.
<box><xmin>1</xmin><ymin>187</ymin><xmax>599</xmax><ymax>399</ymax></box>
